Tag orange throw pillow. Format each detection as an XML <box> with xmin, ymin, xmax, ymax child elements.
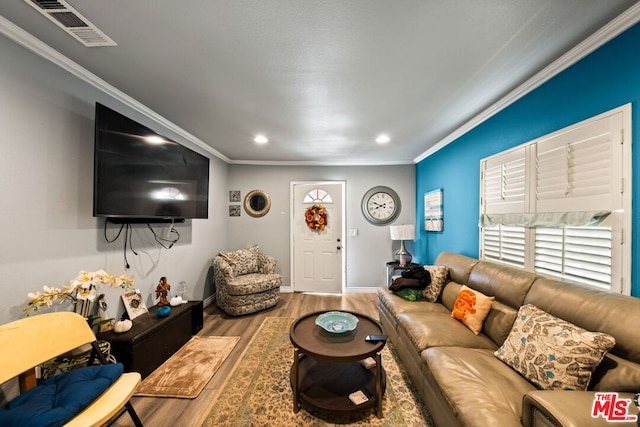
<box><xmin>451</xmin><ymin>285</ymin><xmax>494</xmax><ymax>335</ymax></box>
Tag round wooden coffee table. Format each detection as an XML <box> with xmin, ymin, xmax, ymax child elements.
<box><xmin>289</xmin><ymin>310</ymin><xmax>386</xmax><ymax>418</ymax></box>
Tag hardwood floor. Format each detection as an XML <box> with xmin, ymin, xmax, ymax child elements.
<box><xmin>112</xmin><ymin>292</ymin><xmax>379</xmax><ymax>427</ymax></box>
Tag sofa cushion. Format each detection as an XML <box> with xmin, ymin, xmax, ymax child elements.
<box><xmin>494</xmin><ymin>304</ymin><xmax>616</xmax><ymax>391</ymax></box>
<box><xmin>422</xmin><ymin>265</ymin><xmax>449</xmax><ymax>302</ymax></box>
<box><xmin>525</xmin><ymin>277</ymin><xmax>640</xmax><ymax>365</ymax></box>
<box><xmin>451</xmin><ymin>285</ymin><xmax>494</xmax><ymax>335</ymax></box>
<box><xmin>468</xmin><ymin>259</ymin><xmax>536</xmax><ymax>309</ymax></box>
<box><xmin>422</xmin><ymin>347</ymin><xmax>536</xmax><ymax>427</ymax></box>
<box><xmin>435</xmin><ymin>252</ymin><xmax>478</xmax><ymax>284</ymax></box>
<box><xmin>225</xmin><ymin>273</ymin><xmax>281</xmax><ymax>295</ymax></box>
<box><xmin>0</xmin><ymin>363</ymin><xmax>123</xmax><ymax>427</ymax></box>
<box><xmin>396</xmin><ymin>311</ymin><xmax>497</xmax><ymax>352</ymax></box>
<box><xmin>482</xmin><ymin>299</ymin><xmax>518</xmax><ymax>346</ymax></box>
<box><xmin>377</xmin><ymin>288</ymin><xmax>449</xmax><ymax>317</ymax></box>
<box><xmin>219</xmin><ymin>246</ymin><xmax>260</xmax><ymax>276</ymax></box>
<box><xmin>590</xmin><ymin>353</ymin><xmax>640</xmax><ymax>392</ymax></box>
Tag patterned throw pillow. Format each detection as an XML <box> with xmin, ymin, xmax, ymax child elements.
<box><xmin>422</xmin><ymin>265</ymin><xmax>449</xmax><ymax>302</ymax></box>
<box><xmin>494</xmin><ymin>304</ymin><xmax>616</xmax><ymax>391</ymax></box>
<box><xmin>219</xmin><ymin>246</ymin><xmax>260</xmax><ymax>276</ymax></box>
<box><xmin>451</xmin><ymin>285</ymin><xmax>494</xmax><ymax>335</ymax></box>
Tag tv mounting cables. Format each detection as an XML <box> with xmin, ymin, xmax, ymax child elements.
<box><xmin>103</xmin><ymin>219</ymin><xmax>180</xmax><ymax>269</ymax></box>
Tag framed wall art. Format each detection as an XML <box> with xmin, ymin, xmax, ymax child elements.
<box><xmin>424</xmin><ymin>189</ymin><xmax>443</xmax><ymax>231</ymax></box>
<box><xmin>229</xmin><ymin>190</ymin><xmax>241</xmax><ymax>202</ymax></box>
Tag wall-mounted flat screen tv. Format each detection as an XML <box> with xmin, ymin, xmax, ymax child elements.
<box><xmin>93</xmin><ymin>103</ymin><xmax>209</xmax><ymax>221</ymax></box>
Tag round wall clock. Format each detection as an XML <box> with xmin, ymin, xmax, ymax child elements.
<box><xmin>361</xmin><ymin>186</ymin><xmax>401</xmax><ymax>225</ymax></box>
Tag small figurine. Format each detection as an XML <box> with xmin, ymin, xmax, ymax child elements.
<box><xmin>96</xmin><ymin>294</ymin><xmax>114</xmax><ymax>333</ymax></box>
<box><xmin>155</xmin><ymin>276</ymin><xmax>171</xmax><ymax>307</ymax></box>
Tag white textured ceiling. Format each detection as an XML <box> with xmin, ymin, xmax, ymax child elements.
<box><xmin>1</xmin><ymin>1</ymin><xmax>639</xmax><ymax>164</ymax></box>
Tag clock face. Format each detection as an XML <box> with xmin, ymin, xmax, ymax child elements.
<box><xmin>361</xmin><ymin>186</ymin><xmax>401</xmax><ymax>225</ymax></box>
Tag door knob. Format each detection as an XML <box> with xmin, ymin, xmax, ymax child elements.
<box><xmin>337</xmin><ymin>246</ymin><xmax>342</xmax><ymax>250</ymax></box>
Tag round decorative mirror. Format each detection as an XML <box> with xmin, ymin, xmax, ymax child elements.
<box><xmin>244</xmin><ymin>189</ymin><xmax>271</xmax><ymax>217</ymax></box>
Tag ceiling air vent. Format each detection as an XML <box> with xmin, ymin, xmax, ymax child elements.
<box><xmin>25</xmin><ymin>0</ymin><xmax>117</xmax><ymax>47</ymax></box>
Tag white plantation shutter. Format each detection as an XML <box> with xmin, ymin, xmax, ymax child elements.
<box><xmin>535</xmin><ymin>113</ymin><xmax>622</xmax><ymax>213</ymax></box>
<box><xmin>479</xmin><ymin>106</ymin><xmax>629</xmax><ymax>294</ymax></box>
<box><xmin>482</xmin><ymin>147</ymin><xmax>526</xmax><ymax>214</ymax></box>
<box><xmin>482</xmin><ymin>225</ymin><xmax>525</xmax><ymax>267</ymax></box>
<box><xmin>534</xmin><ymin>226</ymin><xmax>612</xmax><ymax>290</ymax></box>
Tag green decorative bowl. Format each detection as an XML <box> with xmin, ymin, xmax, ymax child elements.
<box><xmin>315</xmin><ymin>311</ymin><xmax>358</xmax><ymax>333</ymax></box>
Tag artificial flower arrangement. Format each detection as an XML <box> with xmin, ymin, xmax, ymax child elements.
<box><xmin>305</xmin><ymin>204</ymin><xmax>328</xmax><ymax>232</ymax></box>
<box><xmin>24</xmin><ymin>270</ymin><xmax>134</xmax><ymax>325</ymax></box>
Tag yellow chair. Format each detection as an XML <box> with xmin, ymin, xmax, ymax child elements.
<box><xmin>0</xmin><ymin>312</ymin><xmax>143</xmax><ymax>426</ymax></box>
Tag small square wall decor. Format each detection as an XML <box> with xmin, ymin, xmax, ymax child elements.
<box><xmin>229</xmin><ymin>190</ymin><xmax>241</xmax><ymax>202</ymax></box>
<box><xmin>229</xmin><ymin>205</ymin><xmax>241</xmax><ymax>216</ymax></box>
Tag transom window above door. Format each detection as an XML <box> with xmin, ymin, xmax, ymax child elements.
<box><xmin>303</xmin><ymin>188</ymin><xmax>333</xmax><ymax>204</ymax></box>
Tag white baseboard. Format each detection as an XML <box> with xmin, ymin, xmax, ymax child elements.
<box><xmin>280</xmin><ymin>286</ymin><xmax>381</xmax><ymax>294</ymax></box>
<box><xmin>345</xmin><ymin>287</ymin><xmax>380</xmax><ymax>293</ymax></box>
<box><xmin>203</xmin><ymin>294</ymin><xmax>215</xmax><ymax>308</ymax></box>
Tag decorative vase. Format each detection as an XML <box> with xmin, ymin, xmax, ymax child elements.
<box><xmin>156</xmin><ymin>306</ymin><xmax>172</xmax><ymax>317</ymax></box>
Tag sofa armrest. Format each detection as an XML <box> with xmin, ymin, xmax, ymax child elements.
<box><xmin>258</xmin><ymin>253</ymin><xmax>277</xmax><ymax>274</ymax></box>
<box><xmin>213</xmin><ymin>256</ymin><xmax>235</xmax><ymax>279</ymax></box>
<box><xmin>522</xmin><ymin>390</ymin><xmax>639</xmax><ymax>427</ymax></box>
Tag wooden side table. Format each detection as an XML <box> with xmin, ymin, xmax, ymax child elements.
<box><xmin>385</xmin><ymin>261</ymin><xmax>420</xmax><ymax>286</ymax></box>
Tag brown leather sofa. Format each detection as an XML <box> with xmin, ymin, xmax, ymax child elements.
<box><xmin>378</xmin><ymin>252</ymin><xmax>640</xmax><ymax>427</ymax></box>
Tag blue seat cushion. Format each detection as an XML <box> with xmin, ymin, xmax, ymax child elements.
<box><xmin>0</xmin><ymin>363</ymin><xmax>123</xmax><ymax>427</ymax></box>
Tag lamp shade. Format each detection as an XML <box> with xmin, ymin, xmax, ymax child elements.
<box><xmin>389</xmin><ymin>224</ymin><xmax>415</xmax><ymax>241</ymax></box>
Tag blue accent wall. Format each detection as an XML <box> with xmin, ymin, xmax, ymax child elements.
<box><xmin>415</xmin><ymin>22</ymin><xmax>640</xmax><ymax>296</ymax></box>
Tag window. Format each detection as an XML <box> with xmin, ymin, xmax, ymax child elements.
<box><xmin>479</xmin><ymin>105</ymin><xmax>630</xmax><ymax>294</ymax></box>
<box><xmin>303</xmin><ymin>188</ymin><xmax>333</xmax><ymax>204</ymax></box>
<box><xmin>534</xmin><ymin>226</ymin><xmax>612</xmax><ymax>290</ymax></box>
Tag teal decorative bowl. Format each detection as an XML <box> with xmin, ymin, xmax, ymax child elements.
<box><xmin>156</xmin><ymin>306</ymin><xmax>172</xmax><ymax>317</ymax></box>
<box><xmin>315</xmin><ymin>311</ymin><xmax>358</xmax><ymax>333</ymax></box>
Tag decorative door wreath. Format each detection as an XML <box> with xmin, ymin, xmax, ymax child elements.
<box><xmin>305</xmin><ymin>205</ymin><xmax>328</xmax><ymax>231</ymax></box>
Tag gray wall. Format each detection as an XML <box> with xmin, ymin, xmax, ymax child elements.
<box><xmin>0</xmin><ymin>29</ymin><xmax>416</xmax><ymax>331</ymax></box>
<box><xmin>0</xmin><ymin>33</ymin><xmax>229</xmax><ymax>326</ymax></box>
<box><xmin>228</xmin><ymin>165</ymin><xmax>416</xmax><ymax>289</ymax></box>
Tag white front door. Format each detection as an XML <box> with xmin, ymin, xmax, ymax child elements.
<box><xmin>292</xmin><ymin>182</ymin><xmax>344</xmax><ymax>293</ymax></box>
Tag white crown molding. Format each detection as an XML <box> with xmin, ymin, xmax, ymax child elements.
<box><xmin>0</xmin><ymin>15</ymin><xmax>230</xmax><ymax>163</ymax></box>
<box><xmin>413</xmin><ymin>3</ymin><xmax>640</xmax><ymax>164</ymax></box>
<box><xmin>228</xmin><ymin>159</ymin><xmax>415</xmax><ymax>166</ymax></box>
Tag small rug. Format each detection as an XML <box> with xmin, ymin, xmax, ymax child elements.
<box><xmin>199</xmin><ymin>317</ymin><xmax>432</xmax><ymax>426</ymax></box>
<box><xmin>134</xmin><ymin>335</ymin><xmax>239</xmax><ymax>399</ymax></box>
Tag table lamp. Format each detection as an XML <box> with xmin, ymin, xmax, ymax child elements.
<box><xmin>390</xmin><ymin>224</ymin><xmax>415</xmax><ymax>266</ymax></box>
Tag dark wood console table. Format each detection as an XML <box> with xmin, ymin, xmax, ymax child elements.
<box><xmin>98</xmin><ymin>300</ymin><xmax>203</xmax><ymax>378</ymax></box>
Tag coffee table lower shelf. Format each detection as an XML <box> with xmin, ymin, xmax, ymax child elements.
<box><xmin>290</xmin><ymin>354</ymin><xmax>387</xmax><ymax>417</ymax></box>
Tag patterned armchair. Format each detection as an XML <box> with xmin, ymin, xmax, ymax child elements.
<box><xmin>213</xmin><ymin>245</ymin><xmax>282</xmax><ymax>316</ymax></box>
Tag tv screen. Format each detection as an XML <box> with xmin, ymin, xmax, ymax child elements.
<box><xmin>93</xmin><ymin>103</ymin><xmax>209</xmax><ymax>220</ymax></box>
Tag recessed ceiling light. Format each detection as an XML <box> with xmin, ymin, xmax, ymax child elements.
<box><xmin>254</xmin><ymin>134</ymin><xmax>269</xmax><ymax>144</ymax></box>
<box><xmin>375</xmin><ymin>134</ymin><xmax>390</xmax><ymax>144</ymax></box>
<box><xmin>145</xmin><ymin>135</ymin><xmax>166</xmax><ymax>145</ymax></box>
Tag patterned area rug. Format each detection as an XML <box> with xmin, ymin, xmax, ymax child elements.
<box><xmin>134</xmin><ymin>335</ymin><xmax>239</xmax><ymax>399</ymax></box>
<box><xmin>199</xmin><ymin>317</ymin><xmax>432</xmax><ymax>426</ymax></box>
